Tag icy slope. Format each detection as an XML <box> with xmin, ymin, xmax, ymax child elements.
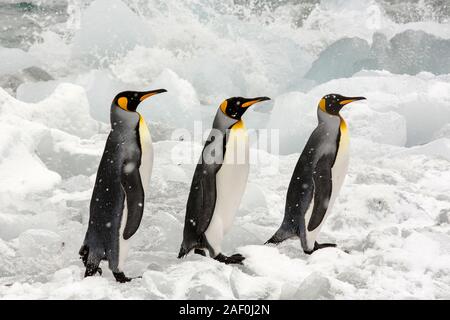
<box><xmin>0</xmin><ymin>71</ymin><xmax>449</xmax><ymax>299</ymax></box>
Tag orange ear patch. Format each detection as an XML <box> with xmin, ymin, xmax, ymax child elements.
<box><xmin>220</xmin><ymin>100</ymin><xmax>228</xmax><ymax>114</ymax></box>
<box><xmin>319</xmin><ymin>98</ymin><xmax>326</xmax><ymax>112</ymax></box>
<box><xmin>118</xmin><ymin>97</ymin><xmax>128</xmax><ymax>110</ymax></box>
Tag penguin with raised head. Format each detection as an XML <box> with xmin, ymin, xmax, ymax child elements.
<box><xmin>266</xmin><ymin>94</ymin><xmax>366</xmax><ymax>254</ymax></box>
<box><xmin>79</xmin><ymin>88</ymin><xmax>167</xmax><ymax>282</ymax></box>
<box><xmin>178</xmin><ymin>96</ymin><xmax>271</xmax><ymax>264</ymax></box>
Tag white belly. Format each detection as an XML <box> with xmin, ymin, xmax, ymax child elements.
<box><xmin>304</xmin><ymin>128</ymin><xmax>349</xmax><ymax>251</ymax></box>
<box><xmin>118</xmin><ymin>201</ymin><xmax>129</xmax><ymax>271</ymax></box>
<box><xmin>138</xmin><ymin>117</ymin><xmax>153</xmax><ymax>194</ymax></box>
<box><xmin>204</xmin><ymin>123</ymin><xmax>249</xmax><ymax>256</ymax></box>
<box><xmin>118</xmin><ymin>116</ymin><xmax>153</xmax><ymax>271</ymax></box>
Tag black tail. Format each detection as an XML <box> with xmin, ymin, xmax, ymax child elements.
<box><xmin>79</xmin><ymin>244</ymin><xmax>89</xmax><ymax>266</ymax></box>
<box><xmin>178</xmin><ymin>245</ymin><xmax>188</xmax><ymax>259</ymax></box>
<box><xmin>79</xmin><ymin>244</ymin><xmax>103</xmax><ymax>277</ymax></box>
<box><xmin>178</xmin><ymin>239</ymin><xmax>200</xmax><ymax>259</ymax></box>
<box><xmin>265</xmin><ymin>226</ymin><xmax>298</xmax><ymax>245</ymax></box>
<box><xmin>178</xmin><ymin>233</ymin><xmax>211</xmax><ymax>259</ymax></box>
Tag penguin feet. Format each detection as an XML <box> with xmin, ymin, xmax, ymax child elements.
<box><xmin>84</xmin><ymin>264</ymin><xmax>103</xmax><ymax>278</ymax></box>
<box><xmin>113</xmin><ymin>272</ymin><xmax>133</xmax><ymax>283</ymax></box>
<box><xmin>194</xmin><ymin>249</ymin><xmax>207</xmax><ymax>257</ymax></box>
<box><xmin>214</xmin><ymin>253</ymin><xmax>245</xmax><ymax>265</ymax></box>
<box><xmin>304</xmin><ymin>242</ymin><xmax>337</xmax><ymax>255</ymax></box>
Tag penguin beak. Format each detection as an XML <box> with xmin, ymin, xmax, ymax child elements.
<box><xmin>241</xmin><ymin>97</ymin><xmax>271</xmax><ymax>108</ymax></box>
<box><xmin>139</xmin><ymin>89</ymin><xmax>168</xmax><ymax>102</ymax></box>
<box><xmin>339</xmin><ymin>96</ymin><xmax>366</xmax><ymax>106</ymax></box>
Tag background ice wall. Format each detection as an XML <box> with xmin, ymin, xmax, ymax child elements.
<box><xmin>0</xmin><ymin>0</ymin><xmax>449</xmax><ymax>299</ymax></box>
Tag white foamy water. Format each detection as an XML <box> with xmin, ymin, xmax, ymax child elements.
<box><xmin>0</xmin><ymin>0</ymin><xmax>449</xmax><ymax>299</ymax></box>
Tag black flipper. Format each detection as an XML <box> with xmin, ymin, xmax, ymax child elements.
<box><xmin>307</xmin><ymin>154</ymin><xmax>333</xmax><ymax>232</ymax></box>
<box><xmin>122</xmin><ymin>162</ymin><xmax>145</xmax><ymax>240</ymax></box>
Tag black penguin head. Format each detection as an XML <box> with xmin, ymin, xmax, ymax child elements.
<box><xmin>219</xmin><ymin>96</ymin><xmax>271</xmax><ymax>120</ymax></box>
<box><xmin>318</xmin><ymin>94</ymin><xmax>366</xmax><ymax>115</ymax></box>
<box><xmin>113</xmin><ymin>89</ymin><xmax>167</xmax><ymax>112</ymax></box>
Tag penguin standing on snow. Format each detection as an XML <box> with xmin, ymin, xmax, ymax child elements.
<box><xmin>79</xmin><ymin>88</ymin><xmax>167</xmax><ymax>282</ymax></box>
<box><xmin>266</xmin><ymin>94</ymin><xmax>366</xmax><ymax>254</ymax></box>
<box><xmin>178</xmin><ymin>96</ymin><xmax>271</xmax><ymax>264</ymax></box>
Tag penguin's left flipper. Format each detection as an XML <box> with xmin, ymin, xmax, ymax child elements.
<box><xmin>215</xmin><ymin>253</ymin><xmax>245</xmax><ymax>265</ymax></box>
<box><xmin>304</xmin><ymin>242</ymin><xmax>337</xmax><ymax>255</ymax></box>
<box><xmin>308</xmin><ymin>155</ymin><xmax>334</xmax><ymax>232</ymax></box>
<box><xmin>113</xmin><ymin>272</ymin><xmax>142</xmax><ymax>283</ymax></box>
<box><xmin>121</xmin><ymin>163</ymin><xmax>145</xmax><ymax>240</ymax></box>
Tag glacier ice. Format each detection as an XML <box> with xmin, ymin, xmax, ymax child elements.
<box><xmin>305</xmin><ymin>37</ymin><xmax>371</xmax><ymax>84</ymax></box>
<box><xmin>306</xmin><ymin>30</ymin><xmax>450</xmax><ymax>84</ymax></box>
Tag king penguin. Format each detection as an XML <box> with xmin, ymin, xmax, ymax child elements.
<box><xmin>266</xmin><ymin>94</ymin><xmax>366</xmax><ymax>254</ymax></box>
<box><xmin>79</xmin><ymin>88</ymin><xmax>167</xmax><ymax>282</ymax></box>
<box><xmin>178</xmin><ymin>96</ymin><xmax>271</xmax><ymax>264</ymax></box>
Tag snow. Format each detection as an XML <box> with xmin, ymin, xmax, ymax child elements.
<box><xmin>0</xmin><ymin>0</ymin><xmax>449</xmax><ymax>300</ymax></box>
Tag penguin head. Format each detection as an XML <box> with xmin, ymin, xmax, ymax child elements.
<box><xmin>113</xmin><ymin>89</ymin><xmax>167</xmax><ymax>112</ymax></box>
<box><xmin>318</xmin><ymin>94</ymin><xmax>366</xmax><ymax>115</ymax></box>
<box><xmin>219</xmin><ymin>96</ymin><xmax>271</xmax><ymax>120</ymax></box>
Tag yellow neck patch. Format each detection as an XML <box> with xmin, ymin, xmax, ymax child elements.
<box><xmin>118</xmin><ymin>97</ymin><xmax>128</xmax><ymax>110</ymax></box>
<box><xmin>340</xmin><ymin>117</ymin><xmax>348</xmax><ymax>133</ymax></box>
<box><xmin>232</xmin><ymin>120</ymin><xmax>245</xmax><ymax>130</ymax></box>
<box><xmin>319</xmin><ymin>98</ymin><xmax>326</xmax><ymax>112</ymax></box>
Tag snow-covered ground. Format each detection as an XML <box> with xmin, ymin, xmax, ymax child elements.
<box><xmin>0</xmin><ymin>0</ymin><xmax>449</xmax><ymax>299</ymax></box>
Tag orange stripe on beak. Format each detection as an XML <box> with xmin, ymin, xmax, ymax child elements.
<box><xmin>140</xmin><ymin>89</ymin><xmax>168</xmax><ymax>102</ymax></box>
<box><xmin>241</xmin><ymin>97</ymin><xmax>271</xmax><ymax>108</ymax></box>
<box><xmin>339</xmin><ymin>97</ymin><xmax>366</xmax><ymax>105</ymax></box>
<box><xmin>140</xmin><ymin>93</ymin><xmax>157</xmax><ymax>101</ymax></box>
